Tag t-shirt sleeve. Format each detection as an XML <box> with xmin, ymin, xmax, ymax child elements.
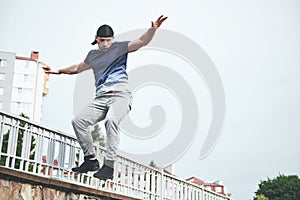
<box><xmin>118</xmin><ymin>41</ymin><xmax>130</xmax><ymax>55</ymax></box>
<box><xmin>84</xmin><ymin>50</ymin><xmax>93</xmax><ymax>66</ymax></box>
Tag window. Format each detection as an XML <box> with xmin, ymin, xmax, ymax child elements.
<box><xmin>16</xmin><ymin>102</ymin><xmax>21</xmax><ymax>110</ymax></box>
<box><xmin>25</xmin><ymin>61</ymin><xmax>30</xmax><ymax>69</ymax></box>
<box><xmin>0</xmin><ymin>102</ymin><xmax>3</xmax><ymax>109</ymax></box>
<box><xmin>0</xmin><ymin>73</ymin><xmax>5</xmax><ymax>80</ymax></box>
<box><xmin>24</xmin><ymin>74</ymin><xmax>29</xmax><ymax>81</ymax></box>
<box><xmin>18</xmin><ymin>87</ymin><xmax>22</xmax><ymax>95</ymax></box>
<box><xmin>15</xmin><ymin>87</ymin><xmax>34</xmax><ymax>95</ymax></box>
<box><xmin>0</xmin><ymin>59</ymin><xmax>8</xmax><ymax>67</ymax></box>
<box><xmin>0</xmin><ymin>87</ymin><xmax>4</xmax><ymax>95</ymax></box>
<box><xmin>11</xmin><ymin>101</ymin><xmax>33</xmax><ymax>114</ymax></box>
<box><xmin>22</xmin><ymin>74</ymin><xmax>35</xmax><ymax>82</ymax></box>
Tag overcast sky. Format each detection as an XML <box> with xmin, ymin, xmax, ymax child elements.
<box><xmin>1</xmin><ymin>0</ymin><xmax>300</xmax><ymax>199</ymax></box>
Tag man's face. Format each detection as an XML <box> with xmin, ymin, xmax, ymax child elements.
<box><xmin>96</xmin><ymin>36</ymin><xmax>114</xmax><ymax>51</ymax></box>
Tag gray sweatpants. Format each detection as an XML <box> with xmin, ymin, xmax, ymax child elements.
<box><xmin>72</xmin><ymin>90</ymin><xmax>132</xmax><ymax>167</ymax></box>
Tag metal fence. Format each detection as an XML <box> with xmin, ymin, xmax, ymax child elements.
<box><xmin>0</xmin><ymin>111</ymin><xmax>231</xmax><ymax>200</ymax></box>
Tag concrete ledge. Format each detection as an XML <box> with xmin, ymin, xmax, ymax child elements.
<box><xmin>0</xmin><ymin>166</ymin><xmax>142</xmax><ymax>200</ymax></box>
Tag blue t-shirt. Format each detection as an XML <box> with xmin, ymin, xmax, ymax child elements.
<box><xmin>84</xmin><ymin>41</ymin><xmax>130</xmax><ymax>92</ymax></box>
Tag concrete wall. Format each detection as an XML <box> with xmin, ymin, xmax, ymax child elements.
<box><xmin>0</xmin><ymin>51</ymin><xmax>15</xmax><ymax>112</ymax></box>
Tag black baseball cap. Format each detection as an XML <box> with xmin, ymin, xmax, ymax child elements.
<box><xmin>91</xmin><ymin>24</ymin><xmax>114</xmax><ymax>45</ymax></box>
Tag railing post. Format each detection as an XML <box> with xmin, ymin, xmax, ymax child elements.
<box><xmin>34</xmin><ymin>127</ymin><xmax>43</xmax><ymax>174</ymax></box>
<box><xmin>7</xmin><ymin>118</ymin><xmax>18</xmax><ymax>168</ymax></box>
<box><xmin>160</xmin><ymin>168</ymin><xmax>164</xmax><ymax>200</ymax></box>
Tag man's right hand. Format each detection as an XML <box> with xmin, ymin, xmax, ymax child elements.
<box><xmin>42</xmin><ymin>66</ymin><xmax>61</xmax><ymax>74</ymax></box>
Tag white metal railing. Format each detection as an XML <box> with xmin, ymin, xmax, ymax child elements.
<box><xmin>0</xmin><ymin>111</ymin><xmax>231</xmax><ymax>200</ymax></box>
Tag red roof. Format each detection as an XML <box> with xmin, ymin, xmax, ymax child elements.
<box><xmin>186</xmin><ymin>176</ymin><xmax>205</xmax><ymax>185</ymax></box>
<box><xmin>16</xmin><ymin>56</ymin><xmax>36</xmax><ymax>62</ymax></box>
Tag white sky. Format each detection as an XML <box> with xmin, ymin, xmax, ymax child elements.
<box><xmin>1</xmin><ymin>0</ymin><xmax>300</xmax><ymax>199</ymax></box>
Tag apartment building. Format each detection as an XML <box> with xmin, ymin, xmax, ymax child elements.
<box><xmin>0</xmin><ymin>51</ymin><xmax>49</xmax><ymax>122</ymax></box>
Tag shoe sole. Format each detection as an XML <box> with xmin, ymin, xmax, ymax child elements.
<box><xmin>93</xmin><ymin>174</ymin><xmax>114</xmax><ymax>181</ymax></box>
<box><xmin>72</xmin><ymin>167</ymin><xmax>100</xmax><ymax>174</ymax></box>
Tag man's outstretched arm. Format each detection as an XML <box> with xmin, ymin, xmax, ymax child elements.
<box><xmin>128</xmin><ymin>15</ymin><xmax>168</xmax><ymax>52</ymax></box>
<box><xmin>43</xmin><ymin>62</ymin><xmax>91</xmax><ymax>75</ymax></box>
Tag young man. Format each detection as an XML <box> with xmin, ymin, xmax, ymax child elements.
<box><xmin>44</xmin><ymin>15</ymin><xmax>167</xmax><ymax>180</ymax></box>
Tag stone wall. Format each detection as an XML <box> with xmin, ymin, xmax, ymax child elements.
<box><xmin>0</xmin><ymin>177</ymin><xmax>104</xmax><ymax>200</ymax></box>
<box><xmin>0</xmin><ymin>166</ymin><xmax>141</xmax><ymax>200</ymax></box>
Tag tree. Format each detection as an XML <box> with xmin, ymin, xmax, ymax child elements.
<box><xmin>0</xmin><ymin>113</ymin><xmax>36</xmax><ymax>171</ymax></box>
<box><xmin>0</xmin><ymin>127</ymin><xmax>9</xmax><ymax>166</ymax></box>
<box><xmin>254</xmin><ymin>173</ymin><xmax>300</xmax><ymax>200</ymax></box>
<box><xmin>91</xmin><ymin>123</ymin><xmax>106</xmax><ymax>147</ymax></box>
<box><xmin>255</xmin><ymin>194</ymin><xmax>268</xmax><ymax>200</ymax></box>
<box><xmin>149</xmin><ymin>160</ymin><xmax>156</xmax><ymax>168</ymax></box>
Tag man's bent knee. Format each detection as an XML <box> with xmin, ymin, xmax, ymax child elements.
<box><xmin>72</xmin><ymin>117</ymin><xmax>89</xmax><ymax>129</ymax></box>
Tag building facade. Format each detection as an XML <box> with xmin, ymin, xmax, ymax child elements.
<box><xmin>0</xmin><ymin>51</ymin><xmax>49</xmax><ymax>122</ymax></box>
<box><xmin>186</xmin><ymin>176</ymin><xmax>232</xmax><ymax>197</ymax></box>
